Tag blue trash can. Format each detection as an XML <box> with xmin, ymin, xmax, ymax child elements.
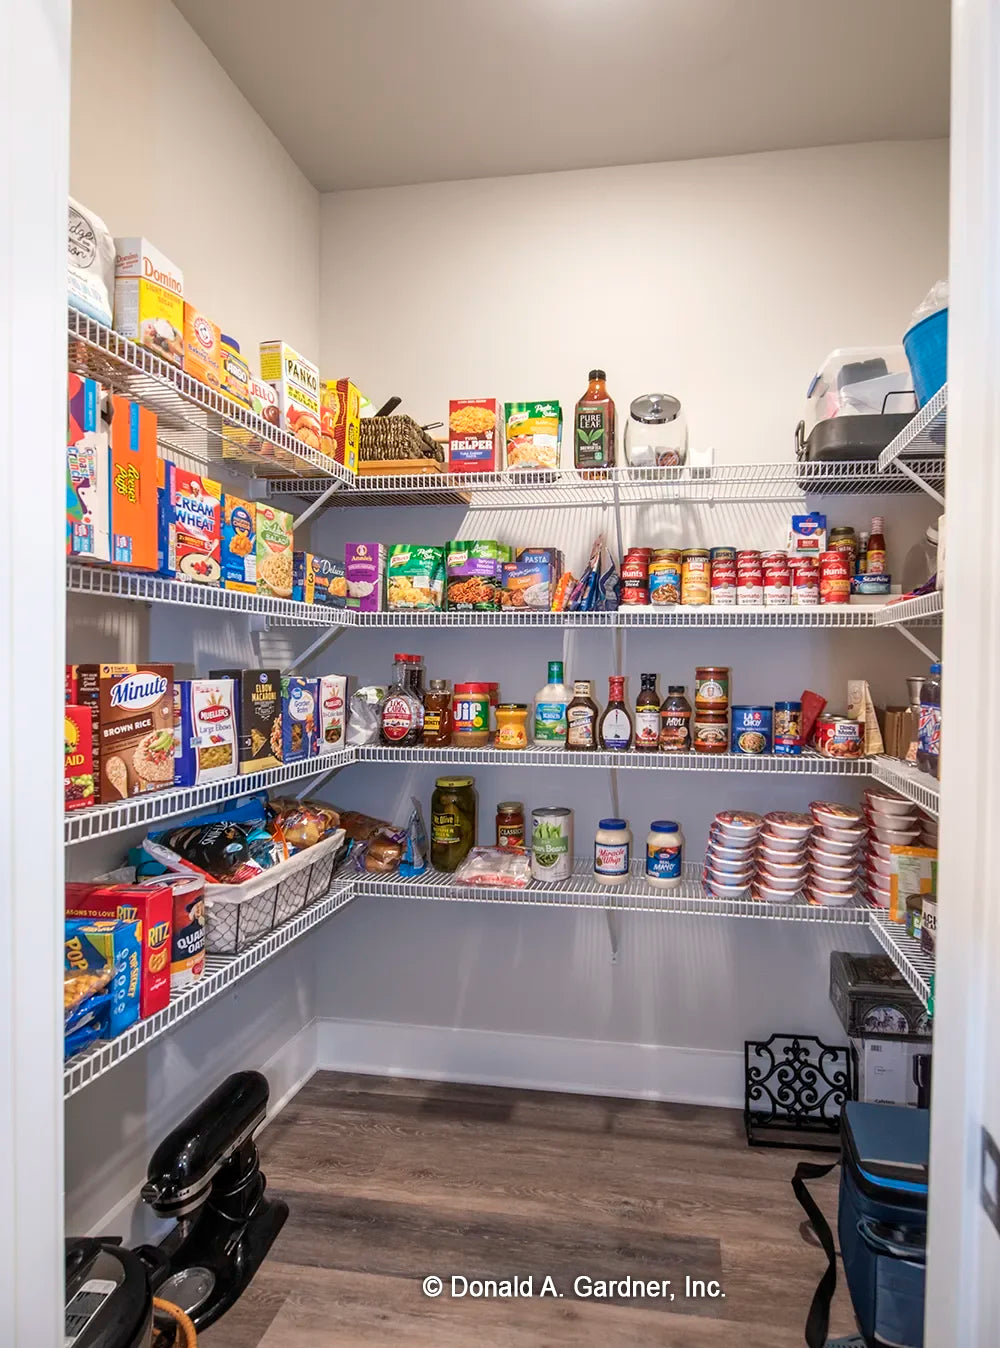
<box><xmin>903</xmin><ymin>307</ymin><xmax>948</xmax><ymax>406</ymax></box>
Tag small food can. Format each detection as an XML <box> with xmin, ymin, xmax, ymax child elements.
<box><xmin>694</xmin><ymin>710</ymin><xmax>730</xmax><ymax>753</ymax></box>
<box><xmin>695</xmin><ymin>666</ymin><xmax>730</xmax><ymax>711</ymax></box>
<box><xmin>790</xmin><ymin>557</ymin><xmax>819</xmax><ymax>606</ymax></box>
<box><xmin>710</xmin><ymin>558</ymin><xmax>738</xmax><ymax>606</ymax></box>
<box><xmin>681</xmin><ymin>549</ymin><xmax>711</xmax><ymax>605</ymax></box>
<box><xmin>762</xmin><ymin>551</ymin><xmax>791</xmax><ymax>606</ymax></box>
<box><xmin>736</xmin><ymin>550</ymin><xmax>763</xmax><ymax>605</ymax></box>
<box><xmin>710</xmin><ymin>546</ymin><xmax>737</xmax><ymax>563</ymax></box>
<box><xmin>814</xmin><ymin>714</ymin><xmax>864</xmax><ymax>759</ymax></box>
<box><xmin>648</xmin><ymin>548</ymin><xmax>682</xmax><ymax>605</ymax></box>
<box><xmin>621</xmin><ymin>547</ymin><xmax>652</xmax><ymax>605</ymax></box>
<box><xmin>530</xmin><ymin>806</ymin><xmax>573</xmax><ymax>881</ymax></box>
<box><xmin>731</xmin><ymin>705</ymin><xmax>773</xmax><ymax>755</ymax></box>
<box><xmin>819</xmin><ymin>551</ymin><xmax>851</xmax><ymax>604</ymax></box>
<box><xmin>773</xmin><ymin>700</ymin><xmax>803</xmax><ymax>755</ymax></box>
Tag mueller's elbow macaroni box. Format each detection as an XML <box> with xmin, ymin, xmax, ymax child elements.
<box><xmin>183</xmin><ymin>303</ymin><xmax>222</xmax><ymax>390</ymax></box>
<box><xmin>65</xmin><ymin>882</ymin><xmax>172</xmax><ymax>1019</ymax></box>
<box><xmin>221</xmin><ymin>494</ymin><xmax>257</xmax><ymax>592</ymax></box>
<box><xmin>173</xmin><ymin>678</ymin><xmax>239</xmax><ymax>787</ymax></box>
<box><xmin>158</xmin><ymin>462</ymin><xmax>222</xmax><ymax>585</ymax></box>
<box><xmin>320</xmin><ymin>378</ymin><xmax>361</xmax><ymax>472</ymax></box>
<box><xmin>109</xmin><ymin>394</ymin><xmax>158</xmax><ymax>571</ymax></box>
<box><xmin>113</xmin><ymin>238</ymin><xmax>184</xmax><ymax>367</ymax></box>
<box><xmin>260</xmin><ymin>340</ymin><xmax>321</xmax><ymax>454</ymax></box>
<box><xmin>67</xmin><ymin>374</ymin><xmax>111</xmax><ymax>562</ymax></box>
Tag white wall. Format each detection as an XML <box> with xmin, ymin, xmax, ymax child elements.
<box><xmin>307</xmin><ymin>139</ymin><xmax>949</xmax><ymax>1099</ymax></box>
<box><xmin>70</xmin><ymin>0</ymin><xmax>322</xmax><ymax>363</ymax></box>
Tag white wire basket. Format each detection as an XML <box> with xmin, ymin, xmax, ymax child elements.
<box><xmin>192</xmin><ymin>830</ymin><xmax>347</xmax><ymax>954</ymax></box>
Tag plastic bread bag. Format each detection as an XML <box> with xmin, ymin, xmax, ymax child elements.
<box><xmin>453</xmin><ymin>847</ymin><xmax>531</xmax><ymax>888</ymax></box>
<box><xmin>353</xmin><ymin>828</ymin><xmax>405</xmax><ymax>875</ymax></box>
<box><xmin>399</xmin><ymin>797</ymin><xmax>428</xmax><ymax>878</ymax></box>
<box><xmin>346</xmin><ymin>686</ymin><xmax>386</xmax><ymax>745</ymax></box>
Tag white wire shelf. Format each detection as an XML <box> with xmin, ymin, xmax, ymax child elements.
<box><xmin>66</xmin><ymin>562</ymin><xmax>347</xmax><ymax>626</ymax></box>
<box><xmin>68</xmin><ymin>309</ymin><xmax>352</xmax><ymax>485</ymax></box>
<box><xmin>65</xmin><ymin>748</ymin><xmax>354</xmax><ymax>845</ymax></box>
<box><xmin>878</xmin><ymin>385</ymin><xmax>948</xmax><ymax>473</ymax></box>
<box><xmin>356</xmin><ymin>744</ymin><xmax>871</xmax><ymax>774</ymax></box>
<box><xmin>870</xmin><ymin>757</ymin><xmax>940</xmax><ymax>817</ymax></box>
<box><xmin>356</xmin><ymin>858</ymin><xmax>871</xmax><ymax>922</ymax></box>
<box><xmin>869</xmin><ymin>913</ymin><xmax>935</xmax><ymax>1011</ymax></box>
<box><xmin>269</xmin><ymin>457</ymin><xmax>947</xmax><ymax>510</ymax></box>
<box><xmin>872</xmin><ymin>589</ymin><xmax>944</xmax><ymax>627</ymax></box>
<box><xmin>63</xmin><ymin>874</ymin><xmax>356</xmax><ymax>1099</ymax></box>
<box><xmin>349</xmin><ymin>603</ymin><xmax>883</xmax><ymax>629</ymax></box>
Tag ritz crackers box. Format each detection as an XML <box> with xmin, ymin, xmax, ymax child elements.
<box><xmin>66</xmin><ymin>881</ymin><xmax>172</xmax><ymax>1019</ymax></box>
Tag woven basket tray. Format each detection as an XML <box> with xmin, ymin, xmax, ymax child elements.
<box><xmin>359</xmin><ymin>415</ymin><xmax>445</xmax><ymax>464</ymax></box>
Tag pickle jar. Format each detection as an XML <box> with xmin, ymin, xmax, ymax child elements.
<box><xmin>431</xmin><ymin>776</ymin><xmax>478</xmax><ymax>872</ymax></box>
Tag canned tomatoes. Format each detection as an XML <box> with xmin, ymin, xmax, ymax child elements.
<box><xmin>814</xmin><ymin>715</ymin><xmax>864</xmax><ymax>759</ymax></box>
<box><xmin>819</xmin><ymin>551</ymin><xmax>850</xmax><ymax>604</ymax></box>
<box><xmin>731</xmin><ymin>705</ymin><xmax>773</xmax><ymax>755</ymax></box>
<box><xmin>762</xmin><ymin>550</ymin><xmax>790</xmax><ymax>607</ymax></box>
<box><xmin>790</xmin><ymin>557</ymin><xmax>819</xmax><ymax>606</ymax></box>
<box><xmin>621</xmin><ymin>547</ymin><xmax>651</xmax><ymax>605</ymax></box>
<box><xmin>773</xmin><ymin>700</ymin><xmax>802</xmax><ymax>754</ymax></box>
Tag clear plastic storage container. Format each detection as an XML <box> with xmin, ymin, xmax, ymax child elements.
<box><xmin>804</xmin><ymin>347</ymin><xmax>916</xmax><ymax>435</ymax></box>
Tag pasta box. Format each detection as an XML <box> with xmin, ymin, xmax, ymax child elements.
<box><xmin>65</xmin><ymin>881</ymin><xmax>172</xmax><ymax>1019</ymax></box>
<box><xmin>65</xmin><ymin>917</ymin><xmax>141</xmax><ymax>1036</ymax></box>
<box><xmin>158</xmin><ymin>461</ymin><xmax>222</xmax><ymax>585</ymax></box>
<box><xmin>448</xmin><ymin>398</ymin><xmax>502</xmax><ymax>473</ymax></box>
<box><xmin>109</xmin><ymin>394</ymin><xmax>158</xmax><ymax>571</ymax></box>
<box><xmin>174</xmin><ymin>678</ymin><xmax>239</xmax><ymax>787</ymax></box>
<box><xmin>209</xmin><ymin>667</ymin><xmax>282</xmax><ymax>772</ymax></box>
<box><xmin>64</xmin><ymin>705</ymin><xmax>95</xmax><ymax>810</ymax></box>
<box><xmin>221</xmin><ymin>493</ymin><xmax>256</xmax><ymax>592</ymax></box>
<box><xmin>95</xmin><ymin>663</ymin><xmax>175</xmax><ymax>802</ymax></box>
<box><xmin>281</xmin><ymin>676</ymin><xmax>319</xmax><ymax>761</ymax></box>
<box><xmin>830</xmin><ymin>950</ymin><xmax>930</xmax><ymax>1040</ymax></box>
<box><xmin>345</xmin><ymin>541</ymin><xmax>385</xmax><ymax>612</ymax></box>
<box><xmin>260</xmin><ymin>339</ymin><xmax>321</xmax><ymax>452</ymax></box>
<box><xmin>320</xmin><ymin>377</ymin><xmax>361</xmax><ymax>472</ymax></box>
<box><xmin>318</xmin><ymin>674</ymin><xmax>347</xmax><ymax>748</ymax></box>
<box><xmin>256</xmin><ymin>504</ymin><xmax>294</xmax><ymax>598</ymax></box>
<box><xmin>67</xmin><ymin>373</ymin><xmax>111</xmax><ymax>563</ymax></box>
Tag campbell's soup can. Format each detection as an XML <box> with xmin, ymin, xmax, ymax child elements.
<box><xmin>736</xmin><ymin>550</ymin><xmax>763</xmax><ymax>606</ymax></box>
<box><xmin>710</xmin><ymin>557</ymin><xmax>737</xmax><ymax>606</ymax></box>
<box><xmin>681</xmin><ymin>549</ymin><xmax>711</xmax><ymax>605</ymax></box>
<box><xmin>790</xmin><ymin>557</ymin><xmax>819</xmax><ymax>606</ymax></box>
<box><xmin>819</xmin><ymin>550</ymin><xmax>850</xmax><ymax>604</ymax></box>
<box><xmin>814</xmin><ymin>714</ymin><xmax>863</xmax><ymax>759</ymax></box>
<box><xmin>762</xmin><ymin>551</ymin><xmax>790</xmax><ymax>607</ymax></box>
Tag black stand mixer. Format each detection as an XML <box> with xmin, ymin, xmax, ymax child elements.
<box><xmin>136</xmin><ymin>1069</ymin><xmax>288</xmax><ymax>1332</ymax></box>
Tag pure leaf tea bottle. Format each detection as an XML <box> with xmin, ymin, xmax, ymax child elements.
<box><xmin>574</xmin><ymin>369</ymin><xmax>616</xmax><ymax>473</ymax></box>
<box><xmin>566</xmin><ymin>679</ymin><xmax>599</xmax><ymax>751</ymax></box>
<box><xmin>635</xmin><ymin>672</ymin><xmax>660</xmax><ymax>750</ymax></box>
<box><xmin>600</xmin><ymin>675</ymin><xmax>633</xmax><ymax>751</ymax></box>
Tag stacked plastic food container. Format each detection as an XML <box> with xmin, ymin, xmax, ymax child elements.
<box><xmin>862</xmin><ymin>788</ymin><xmax>933</xmax><ymax>908</ymax></box>
<box><xmin>806</xmin><ymin>802</ymin><xmax>866</xmax><ymax>904</ymax></box>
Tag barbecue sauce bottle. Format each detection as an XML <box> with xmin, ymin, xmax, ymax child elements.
<box><xmin>600</xmin><ymin>676</ymin><xmax>633</xmax><ymax>751</ymax></box>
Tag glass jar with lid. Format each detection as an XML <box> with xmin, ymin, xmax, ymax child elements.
<box><xmin>624</xmin><ymin>393</ymin><xmax>687</xmax><ymax>467</ymax></box>
<box><xmin>431</xmin><ymin>777</ymin><xmax>477</xmax><ymax>872</ymax></box>
<box><xmin>423</xmin><ymin>679</ymin><xmax>452</xmax><ymax>747</ymax></box>
<box><xmin>495</xmin><ymin>703</ymin><xmax>529</xmax><ymax>750</ymax></box>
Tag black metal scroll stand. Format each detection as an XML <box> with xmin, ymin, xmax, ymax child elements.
<box><xmin>744</xmin><ymin>1033</ymin><xmax>854</xmax><ymax>1151</ymax></box>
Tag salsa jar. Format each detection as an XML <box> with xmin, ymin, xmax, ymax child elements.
<box><xmin>621</xmin><ymin>547</ymin><xmax>652</xmax><ymax>605</ymax></box>
<box><xmin>452</xmin><ymin>682</ymin><xmax>491</xmax><ymax>747</ymax></box>
<box><xmin>731</xmin><ymin>705</ymin><xmax>773</xmax><ymax>755</ymax></box>
<box><xmin>431</xmin><ymin>776</ymin><xmax>478</xmax><ymax>872</ymax></box>
<box><xmin>695</xmin><ymin>666</ymin><xmax>730</xmax><ymax>712</ymax></box>
<box><xmin>814</xmin><ymin>715</ymin><xmax>864</xmax><ymax>759</ymax></box>
<box><xmin>773</xmin><ymin>700</ymin><xmax>802</xmax><ymax>754</ymax></box>
<box><xmin>681</xmin><ymin>549</ymin><xmax>711</xmax><ymax>605</ymax></box>
<box><xmin>694</xmin><ymin>710</ymin><xmax>729</xmax><ymax>753</ymax></box>
<box><xmin>495</xmin><ymin>702</ymin><xmax>529</xmax><ymax>750</ymax></box>
<box><xmin>649</xmin><ymin>548</ymin><xmax>682</xmax><ymax>605</ymax></box>
<box><xmin>496</xmin><ymin>801</ymin><xmax>525</xmax><ymax>850</ymax></box>
<box><xmin>819</xmin><ymin>551</ymin><xmax>850</xmax><ymax>604</ymax></box>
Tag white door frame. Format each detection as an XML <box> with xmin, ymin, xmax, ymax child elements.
<box><xmin>925</xmin><ymin>0</ymin><xmax>1000</xmax><ymax>1342</ymax></box>
<box><xmin>0</xmin><ymin>0</ymin><xmax>71</xmax><ymax>1341</ymax></box>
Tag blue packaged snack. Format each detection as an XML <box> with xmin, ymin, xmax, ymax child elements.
<box><xmin>65</xmin><ymin>919</ymin><xmax>141</xmax><ymax>1037</ymax></box>
<box><xmin>281</xmin><ymin>677</ymin><xmax>319</xmax><ymax>762</ymax></box>
<box><xmin>731</xmin><ymin>705</ymin><xmax>773</xmax><ymax>755</ymax></box>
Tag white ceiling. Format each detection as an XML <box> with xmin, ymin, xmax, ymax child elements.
<box><xmin>174</xmin><ymin>0</ymin><xmax>950</xmax><ymax>192</ymax></box>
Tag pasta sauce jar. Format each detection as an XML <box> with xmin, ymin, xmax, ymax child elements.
<box><xmin>695</xmin><ymin>666</ymin><xmax>730</xmax><ymax>711</ymax></box>
<box><xmin>694</xmin><ymin>710</ymin><xmax>729</xmax><ymax>753</ymax></box>
<box><xmin>496</xmin><ymin>801</ymin><xmax>525</xmax><ymax>850</ymax></box>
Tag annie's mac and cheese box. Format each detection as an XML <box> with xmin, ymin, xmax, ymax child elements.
<box><xmin>113</xmin><ymin>237</ymin><xmax>184</xmax><ymax>367</ymax></box>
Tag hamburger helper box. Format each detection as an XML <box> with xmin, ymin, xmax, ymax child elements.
<box><xmin>448</xmin><ymin>398</ymin><xmax>502</xmax><ymax>473</ymax></box>
<box><xmin>65</xmin><ymin>881</ymin><xmax>172</xmax><ymax>1018</ymax></box>
<box><xmin>109</xmin><ymin>394</ymin><xmax>158</xmax><ymax>571</ymax></box>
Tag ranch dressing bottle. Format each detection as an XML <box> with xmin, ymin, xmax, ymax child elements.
<box><xmin>534</xmin><ymin>660</ymin><xmax>569</xmax><ymax>745</ymax></box>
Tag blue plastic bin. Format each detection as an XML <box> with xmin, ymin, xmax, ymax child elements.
<box><xmin>903</xmin><ymin>307</ymin><xmax>948</xmax><ymax>406</ymax></box>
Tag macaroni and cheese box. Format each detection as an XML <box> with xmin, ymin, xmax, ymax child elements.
<box><xmin>448</xmin><ymin>398</ymin><xmax>502</xmax><ymax>473</ymax></box>
<box><xmin>313</xmin><ymin>555</ymin><xmax>346</xmax><ymax>608</ymax></box>
<box><xmin>345</xmin><ymin>541</ymin><xmax>385</xmax><ymax>612</ymax></box>
<box><xmin>320</xmin><ymin>378</ymin><xmax>361</xmax><ymax>472</ymax></box>
<box><xmin>173</xmin><ymin>679</ymin><xmax>238</xmax><ymax>788</ymax></box>
<box><xmin>318</xmin><ymin>674</ymin><xmax>347</xmax><ymax>748</ymax></box>
<box><xmin>65</xmin><ymin>881</ymin><xmax>172</xmax><ymax>1019</ymax></box>
<box><xmin>292</xmin><ymin>551</ymin><xmax>316</xmax><ymax>604</ymax></box>
<box><xmin>209</xmin><ymin>668</ymin><xmax>282</xmax><ymax>773</ymax></box>
<box><xmin>260</xmin><ymin>340</ymin><xmax>321</xmax><ymax>453</ymax></box>
<box><xmin>158</xmin><ymin>461</ymin><xmax>222</xmax><ymax>585</ymax></box>
<box><xmin>183</xmin><ymin>303</ymin><xmax>222</xmax><ymax>390</ymax></box>
<box><xmin>281</xmin><ymin>677</ymin><xmax>319</xmax><ymax>762</ymax></box>
<box><xmin>65</xmin><ymin>705</ymin><xmax>95</xmax><ymax>811</ymax></box>
<box><xmin>256</xmin><ymin>504</ymin><xmax>294</xmax><ymax>598</ymax></box>
<box><xmin>221</xmin><ymin>494</ymin><xmax>256</xmax><ymax>592</ymax></box>
<box><xmin>113</xmin><ymin>237</ymin><xmax>184</xmax><ymax>367</ymax></box>
<box><xmin>67</xmin><ymin>374</ymin><xmax>111</xmax><ymax>562</ymax></box>
<box><xmin>65</xmin><ymin>918</ymin><xmax>141</xmax><ymax>1036</ymax></box>
<box><xmin>109</xmin><ymin>394</ymin><xmax>158</xmax><ymax>571</ymax></box>
<box><xmin>220</xmin><ymin>335</ymin><xmax>252</xmax><ymax>407</ymax></box>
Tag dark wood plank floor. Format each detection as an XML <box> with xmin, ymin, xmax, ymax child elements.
<box><xmin>202</xmin><ymin>1072</ymin><xmax>852</xmax><ymax>1346</ymax></box>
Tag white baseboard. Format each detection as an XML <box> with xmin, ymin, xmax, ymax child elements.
<box><xmin>315</xmin><ymin>1018</ymin><xmax>744</xmax><ymax>1109</ymax></box>
<box><xmin>88</xmin><ymin>1019</ymin><xmax>320</xmax><ymax>1243</ymax></box>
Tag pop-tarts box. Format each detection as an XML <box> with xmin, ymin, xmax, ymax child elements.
<box><xmin>281</xmin><ymin>676</ymin><xmax>319</xmax><ymax>761</ymax></box>
<box><xmin>109</xmin><ymin>394</ymin><xmax>158</xmax><ymax>570</ymax></box>
<box><xmin>67</xmin><ymin>374</ymin><xmax>111</xmax><ymax>562</ymax></box>
<box><xmin>65</xmin><ymin>918</ymin><xmax>141</xmax><ymax>1036</ymax></box>
<box><xmin>65</xmin><ymin>881</ymin><xmax>172</xmax><ymax>1019</ymax></box>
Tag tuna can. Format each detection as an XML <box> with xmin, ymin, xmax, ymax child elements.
<box><xmin>773</xmin><ymin>700</ymin><xmax>802</xmax><ymax>755</ymax></box>
<box><xmin>731</xmin><ymin>705</ymin><xmax>773</xmax><ymax>755</ymax></box>
<box><xmin>530</xmin><ymin>806</ymin><xmax>573</xmax><ymax>881</ymax></box>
